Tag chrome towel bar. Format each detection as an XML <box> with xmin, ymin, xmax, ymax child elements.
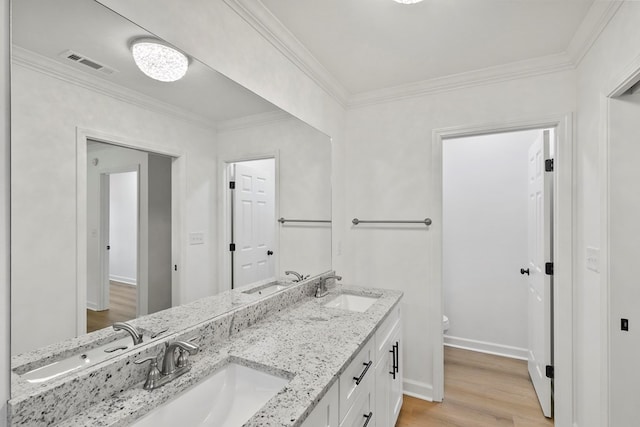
<box><xmin>352</xmin><ymin>218</ymin><xmax>432</xmax><ymax>226</ymax></box>
<box><xmin>278</xmin><ymin>218</ymin><xmax>331</xmax><ymax>224</ymax></box>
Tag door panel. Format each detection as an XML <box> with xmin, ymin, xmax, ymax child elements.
<box><xmin>609</xmin><ymin>91</ymin><xmax>640</xmax><ymax>426</ymax></box>
<box><xmin>527</xmin><ymin>130</ymin><xmax>552</xmax><ymax>418</ymax></box>
<box><xmin>233</xmin><ymin>161</ymin><xmax>275</xmax><ymax>288</ymax></box>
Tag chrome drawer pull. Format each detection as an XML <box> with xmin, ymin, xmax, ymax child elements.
<box><xmin>353</xmin><ymin>361</ymin><xmax>373</xmax><ymax>385</ymax></box>
<box><xmin>363</xmin><ymin>411</ymin><xmax>373</xmax><ymax>427</ymax></box>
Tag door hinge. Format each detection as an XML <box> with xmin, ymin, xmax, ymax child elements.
<box><xmin>545</xmin><ymin>365</ymin><xmax>554</xmax><ymax>379</ymax></box>
<box><xmin>229</xmin><ymin>243</ymin><xmax>236</xmax><ymax>252</ymax></box>
<box><xmin>545</xmin><ymin>159</ymin><xmax>554</xmax><ymax>172</ymax></box>
<box><xmin>545</xmin><ymin>262</ymin><xmax>554</xmax><ymax>275</ymax></box>
<box><xmin>229</xmin><ymin>181</ymin><xmax>235</xmax><ymax>190</ymax></box>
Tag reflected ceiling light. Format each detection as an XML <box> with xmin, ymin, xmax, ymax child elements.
<box><xmin>131</xmin><ymin>38</ymin><xmax>189</xmax><ymax>82</ymax></box>
<box><xmin>393</xmin><ymin>0</ymin><xmax>424</xmax><ymax>3</ymax></box>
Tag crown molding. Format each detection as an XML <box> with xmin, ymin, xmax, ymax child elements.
<box><xmin>11</xmin><ymin>46</ymin><xmax>217</xmax><ymax>131</ymax></box>
<box><xmin>222</xmin><ymin>0</ymin><xmax>350</xmax><ymax>108</ymax></box>
<box><xmin>216</xmin><ymin>109</ymin><xmax>291</xmax><ymax>133</ymax></box>
<box><xmin>567</xmin><ymin>0</ymin><xmax>624</xmax><ymax>67</ymax></box>
<box><xmin>348</xmin><ymin>53</ymin><xmax>575</xmax><ymax>108</ymax></box>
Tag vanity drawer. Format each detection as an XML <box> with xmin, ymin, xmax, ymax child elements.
<box><xmin>339</xmin><ymin>338</ymin><xmax>374</xmax><ymax>422</ymax></box>
<box><xmin>339</xmin><ymin>378</ymin><xmax>374</xmax><ymax>427</ymax></box>
<box><xmin>375</xmin><ymin>303</ymin><xmax>400</xmax><ymax>365</ymax></box>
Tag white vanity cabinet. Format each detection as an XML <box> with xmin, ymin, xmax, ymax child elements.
<box><xmin>303</xmin><ymin>303</ymin><xmax>403</xmax><ymax>427</ymax></box>
<box><xmin>374</xmin><ymin>304</ymin><xmax>403</xmax><ymax>427</ymax></box>
<box><xmin>303</xmin><ymin>381</ymin><xmax>340</xmax><ymax>427</ymax></box>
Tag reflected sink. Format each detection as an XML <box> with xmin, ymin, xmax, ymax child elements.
<box><xmin>132</xmin><ymin>362</ymin><xmax>289</xmax><ymax>427</ymax></box>
<box><xmin>20</xmin><ymin>335</ymin><xmax>146</xmax><ymax>384</ymax></box>
<box><xmin>324</xmin><ymin>294</ymin><xmax>379</xmax><ymax>312</ymax></box>
<box><xmin>242</xmin><ymin>281</ymin><xmax>290</xmax><ymax>297</ymax></box>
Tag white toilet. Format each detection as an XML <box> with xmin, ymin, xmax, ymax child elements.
<box><xmin>442</xmin><ymin>315</ymin><xmax>450</xmax><ymax>333</ymax></box>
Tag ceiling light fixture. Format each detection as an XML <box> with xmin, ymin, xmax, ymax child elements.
<box><xmin>392</xmin><ymin>0</ymin><xmax>424</xmax><ymax>4</ymax></box>
<box><xmin>131</xmin><ymin>38</ymin><xmax>189</xmax><ymax>82</ymax></box>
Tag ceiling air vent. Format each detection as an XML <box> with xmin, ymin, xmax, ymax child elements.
<box><xmin>59</xmin><ymin>50</ymin><xmax>117</xmax><ymax>75</ymax></box>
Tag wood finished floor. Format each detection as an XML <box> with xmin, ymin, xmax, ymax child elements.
<box><xmin>396</xmin><ymin>347</ymin><xmax>553</xmax><ymax>427</ymax></box>
<box><xmin>86</xmin><ymin>281</ymin><xmax>137</xmax><ymax>333</ymax></box>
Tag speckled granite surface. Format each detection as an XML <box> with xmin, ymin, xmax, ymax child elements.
<box><xmin>8</xmin><ymin>278</ymin><xmax>402</xmax><ymax>427</ymax></box>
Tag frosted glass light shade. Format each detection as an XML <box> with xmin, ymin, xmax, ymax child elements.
<box><xmin>131</xmin><ymin>39</ymin><xmax>188</xmax><ymax>82</ymax></box>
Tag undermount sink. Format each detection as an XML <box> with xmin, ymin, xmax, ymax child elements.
<box><xmin>324</xmin><ymin>293</ymin><xmax>380</xmax><ymax>312</ymax></box>
<box><xmin>20</xmin><ymin>334</ymin><xmax>145</xmax><ymax>384</ymax></box>
<box><xmin>132</xmin><ymin>362</ymin><xmax>290</xmax><ymax>427</ymax></box>
<box><xmin>242</xmin><ymin>281</ymin><xmax>290</xmax><ymax>297</ymax></box>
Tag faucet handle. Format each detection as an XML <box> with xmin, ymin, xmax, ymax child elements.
<box><xmin>135</xmin><ymin>357</ymin><xmax>161</xmax><ymax>390</ymax></box>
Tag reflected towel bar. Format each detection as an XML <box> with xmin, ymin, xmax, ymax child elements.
<box><xmin>278</xmin><ymin>218</ymin><xmax>331</xmax><ymax>224</ymax></box>
<box><xmin>352</xmin><ymin>218</ymin><xmax>432</xmax><ymax>226</ymax></box>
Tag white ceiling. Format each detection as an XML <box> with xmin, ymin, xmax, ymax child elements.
<box><xmin>260</xmin><ymin>0</ymin><xmax>594</xmax><ymax>95</ymax></box>
<box><xmin>12</xmin><ymin>0</ymin><xmax>278</xmax><ymax>124</ymax></box>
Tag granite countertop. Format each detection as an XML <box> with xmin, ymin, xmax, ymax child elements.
<box><xmin>56</xmin><ymin>284</ymin><xmax>403</xmax><ymax>427</ymax></box>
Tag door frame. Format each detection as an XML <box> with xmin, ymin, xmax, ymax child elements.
<box><xmin>75</xmin><ymin>127</ymin><xmax>186</xmax><ymax>335</ymax></box>
<box><xmin>97</xmin><ymin>166</ymin><xmax>140</xmax><ymax>313</ymax></box>
<box><xmin>431</xmin><ymin>113</ymin><xmax>574</xmax><ymax>425</ymax></box>
<box><xmin>218</xmin><ymin>152</ymin><xmax>280</xmax><ymax>291</ymax></box>
<box><xmin>600</xmin><ymin>54</ymin><xmax>640</xmax><ymax>427</ymax></box>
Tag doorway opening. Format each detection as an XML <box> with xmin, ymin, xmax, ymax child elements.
<box><xmin>85</xmin><ymin>140</ymin><xmax>174</xmax><ymax>333</ymax></box>
<box><xmin>441</xmin><ymin>129</ymin><xmax>555</xmax><ymax>422</ymax></box>
<box><xmin>432</xmin><ymin>114</ymin><xmax>574</xmax><ymax>424</ymax></box>
<box><xmin>225</xmin><ymin>157</ymin><xmax>277</xmax><ymax>290</ymax></box>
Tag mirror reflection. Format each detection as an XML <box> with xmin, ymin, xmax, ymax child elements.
<box><xmin>10</xmin><ymin>0</ymin><xmax>331</xmax><ymax>377</ymax></box>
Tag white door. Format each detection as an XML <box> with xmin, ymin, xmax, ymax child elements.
<box><xmin>526</xmin><ymin>130</ymin><xmax>553</xmax><ymax>418</ymax></box>
<box><xmin>98</xmin><ymin>173</ymin><xmax>111</xmax><ymax>311</ymax></box>
<box><xmin>233</xmin><ymin>161</ymin><xmax>276</xmax><ymax>287</ymax></box>
<box><xmin>609</xmin><ymin>89</ymin><xmax>640</xmax><ymax>426</ymax></box>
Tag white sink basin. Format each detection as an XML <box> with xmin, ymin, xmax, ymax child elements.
<box><xmin>132</xmin><ymin>362</ymin><xmax>289</xmax><ymax>427</ymax></box>
<box><xmin>324</xmin><ymin>294</ymin><xmax>379</xmax><ymax>312</ymax></box>
<box><xmin>20</xmin><ymin>335</ymin><xmax>141</xmax><ymax>384</ymax></box>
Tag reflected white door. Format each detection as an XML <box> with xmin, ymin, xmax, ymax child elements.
<box><xmin>527</xmin><ymin>130</ymin><xmax>553</xmax><ymax>418</ymax></box>
<box><xmin>233</xmin><ymin>161</ymin><xmax>275</xmax><ymax>287</ymax></box>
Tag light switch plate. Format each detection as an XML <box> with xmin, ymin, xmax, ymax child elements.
<box><xmin>586</xmin><ymin>247</ymin><xmax>600</xmax><ymax>273</ymax></box>
<box><xmin>189</xmin><ymin>232</ymin><xmax>205</xmax><ymax>245</ymax></box>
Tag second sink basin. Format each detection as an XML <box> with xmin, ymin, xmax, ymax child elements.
<box><xmin>324</xmin><ymin>293</ymin><xmax>379</xmax><ymax>312</ymax></box>
<box><xmin>132</xmin><ymin>362</ymin><xmax>289</xmax><ymax>427</ymax></box>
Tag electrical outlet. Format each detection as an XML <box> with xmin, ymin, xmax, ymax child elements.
<box><xmin>189</xmin><ymin>232</ymin><xmax>205</xmax><ymax>245</ymax></box>
<box><xmin>586</xmin><ymin>247</ymin><xmax>600</xmax><ymax>273</ymax></box>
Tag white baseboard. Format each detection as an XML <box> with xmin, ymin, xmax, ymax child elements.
<box><xmin>109</xmin><ymin>275</ymin><xmax>137</xmax><ymax>286</ymax></box>
<box><xmin>403</xmin><ymin>378</ymin><xmax>433</xmax><ymax>402</ymax></box>
<box><xmin>86</xmin><ymin>301</ymin><xmax>98</xmax><ymax>311</ymax></box>
<box><xmin>444</xmin><ymin>335</ymin><xmax>528</xmax><ymax>360</ymax></box>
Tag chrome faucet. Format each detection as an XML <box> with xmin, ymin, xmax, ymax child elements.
<box><xmin>113</xmin><ymin>322</ymin><xmax>143</xmax><ymax>345</ymax></box>
<box><xmin>316</xmin><ymin>274</ymin><xmax>342</xmax><ymax>298</ymax></box>
<box><xmin>161</xmin><ymin>341</ymin><xmax>199</xmax><ymax>375</ymax></box>
<box><xmin>285</xmin><ymin>270</ymin><xmax>307</xmax><ymax>282</ymax></box>
<box><xmin>135</xmin><ymin>340</ymin><xmax>200</xmax><ymax>390</ymax></box>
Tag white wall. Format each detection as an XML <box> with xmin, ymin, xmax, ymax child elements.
<box><xmin>108</xmin><ymin>172</ymin><xmax>138</xmax><ymax>285</ymax></box>
<box><xmin>443</xmin><ymin>130</ymin><xmax>539</xmax><ymax>358</ymax></box>
<box><xmin>575</xmin><ymin>3</ymin><xmax>640</xmax><ymax>426</ymax></box>
<box><xmin>11</xmin><ymin>64</ymin><xmax>218</xmax><ymax>355</ymax></box>
<box><xmin>1</xmin><ymin>0</ymin><xmax>10</xmax><ymax>423</ymax></box>
<box><xmin>217</xmin><ymin>117</ymin><xmax>332</xmax><ymax>285</ymax></box>
<box><xmin>344</xmin><ymin>70</ymin><xmax>575</xmax><ymax>400</ymax></box>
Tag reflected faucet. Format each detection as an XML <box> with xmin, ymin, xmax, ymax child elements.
<box><xmin>316</xmin><ymin>274</ymin><xmax>342</xmax><ymax>298</ymax></box>
<box><xmin>285</xmin><ymin>270</ymin><xmax>307</xmax><ymax>282</ymax></box>
<box><xmin>112</xmin><ymin>322</ymin><xmax>143</xmax><ymax>345</ymax></box>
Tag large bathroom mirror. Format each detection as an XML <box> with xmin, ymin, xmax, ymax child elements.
<box><xmin>10</xmin><ymin>0</ymin><xmax>331</xmax><ymax>377</ymax></box>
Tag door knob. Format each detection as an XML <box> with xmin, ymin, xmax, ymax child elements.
<box><xmin>520</xmin><ymin>268</ymin><xmax>530</xmax><ymax>276</ymax></box>
<box><xmin>267</xmin><ymin>250</ymin><xmax>273</xmax><ymax>256</ymax></box>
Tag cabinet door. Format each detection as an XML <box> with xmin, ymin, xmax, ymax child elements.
<box><xmin>302</xmin><ymin>381</ymin><xmax>339</xmax><ymax>427</ymax></box>
<box><xmin>375</xmin><ymin>352</ymin><xmax>390</xmax><ymax>427</ymax></box>
<box><xmin>340</xmin><ymin>379</ymin><xmax>374</xmax><ymax>427</ymax></box>
<box><xmin>389</xmin><ymin>325</ymin><xmax>403</xmax><ymax>425</ymax></box>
